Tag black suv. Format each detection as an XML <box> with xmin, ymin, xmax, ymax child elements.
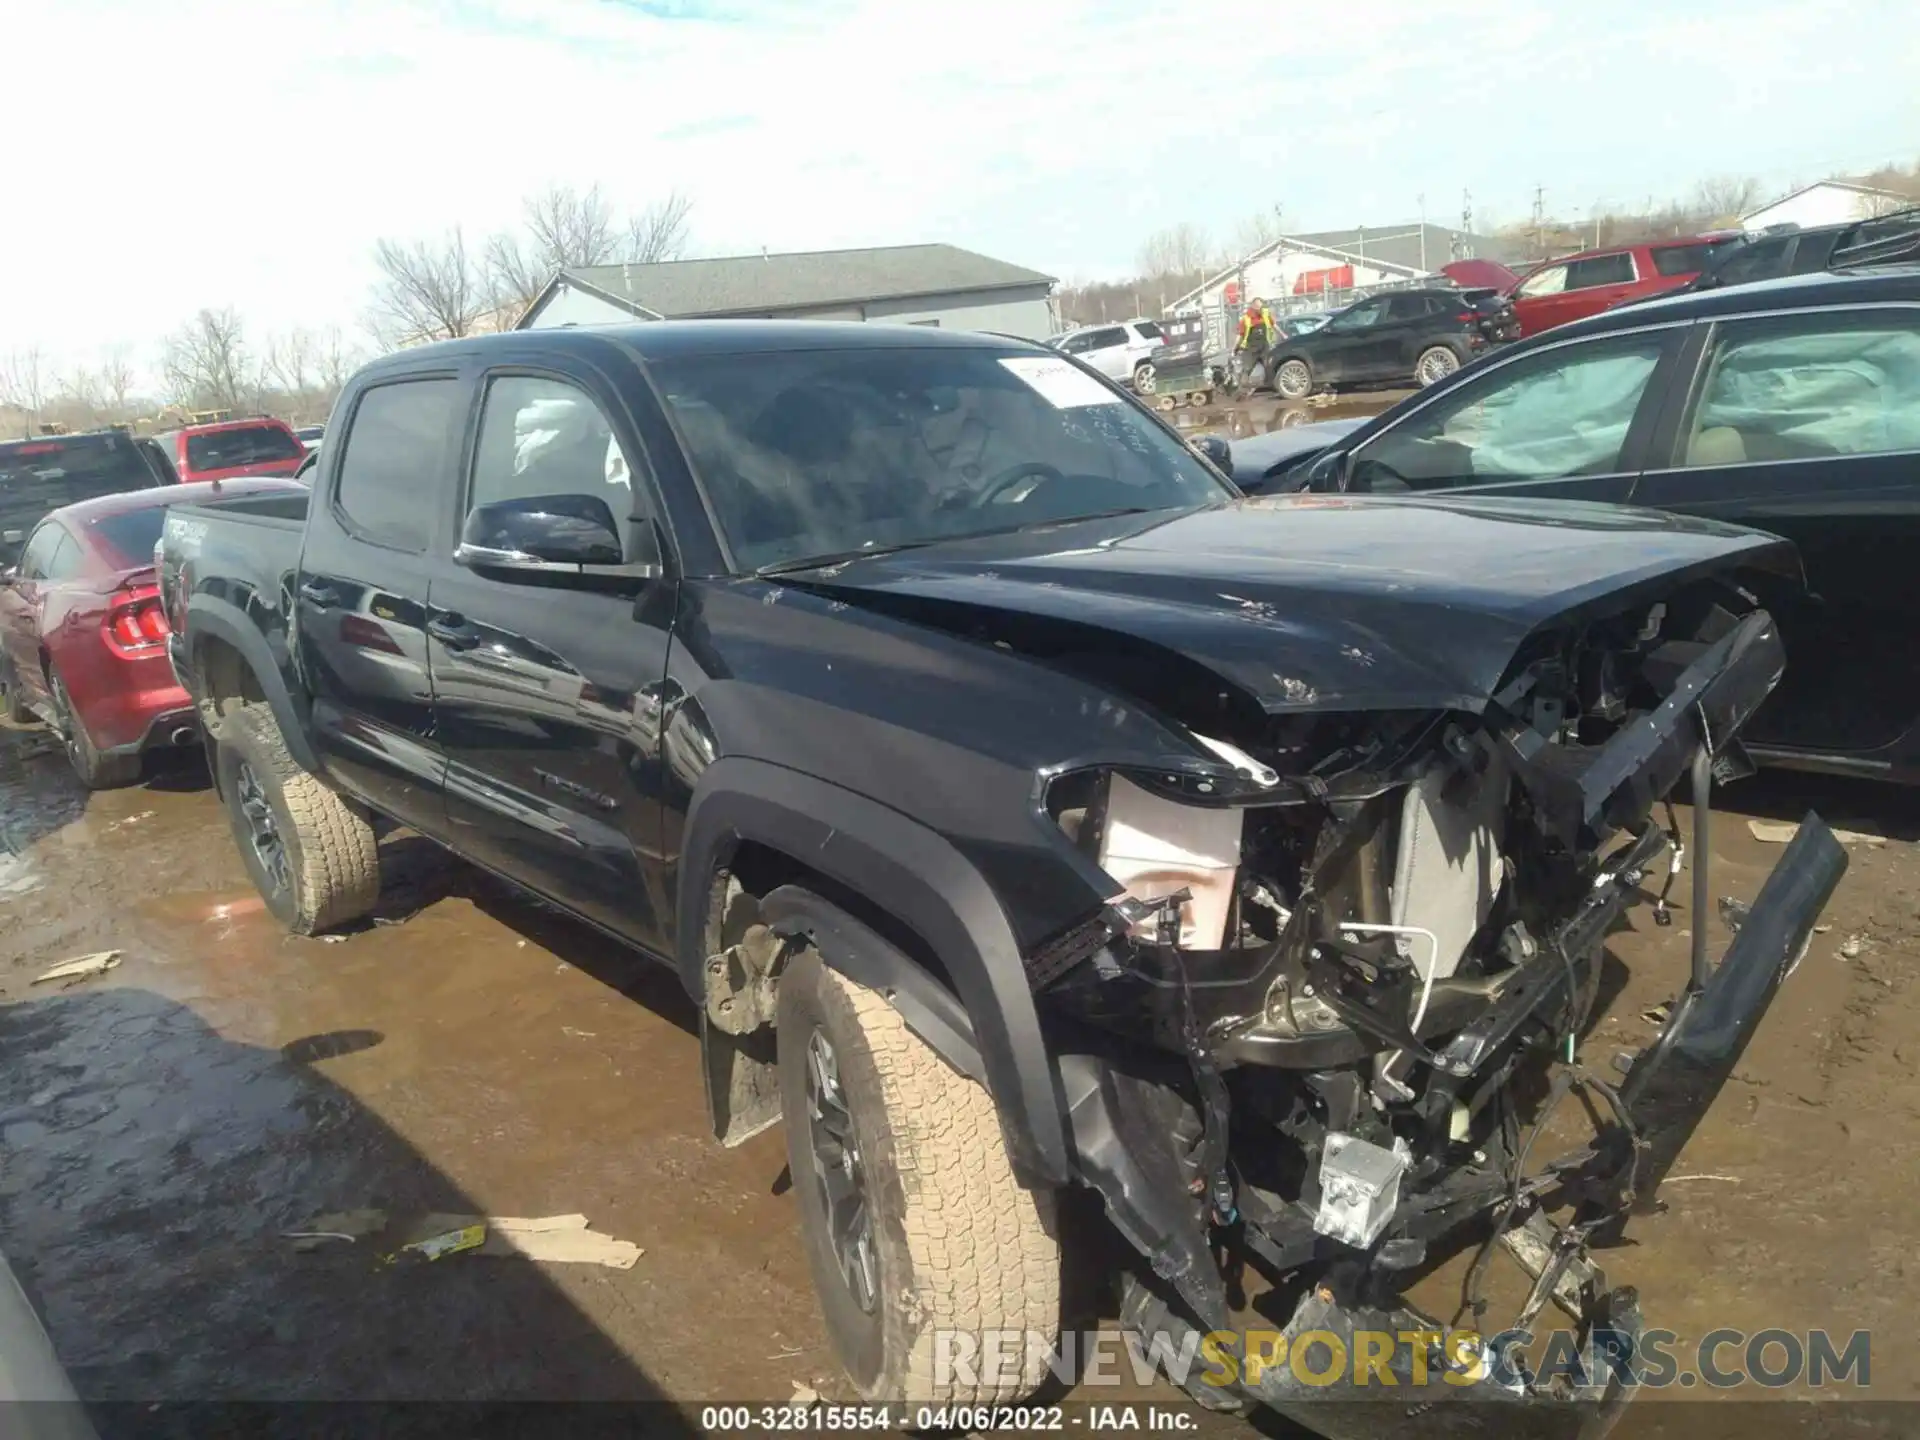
<box><xmin>1253</xmin><ymin>264</ymin><xmax>1920</xmax><ymax>783</ymax></box>
<box><xmin>1260</xmin><ymin>287</ymin><xmax>1507</xmax><ymax>398</ymax></box>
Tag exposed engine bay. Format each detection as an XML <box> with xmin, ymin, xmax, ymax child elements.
<box><xmin>1028</xmin><ymin>584</ymin><xmax>1848</xmax><ymax>1432</ymax></box>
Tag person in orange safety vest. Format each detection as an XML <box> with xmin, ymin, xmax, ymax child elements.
<box><xmin>1235</xmin><ymin>298</ymin><xmax>1278</xmax><ymax>385</ymax></box>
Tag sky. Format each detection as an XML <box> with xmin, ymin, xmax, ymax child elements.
<box><xmin>3</xmin><ymin>0</ymin><xmax>1917</xmax><ymax>383</ymax></box>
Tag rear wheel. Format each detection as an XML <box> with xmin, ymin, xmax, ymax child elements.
<box><xmin>1132</xmin><ymin>361</ymin><xmax>1157</xmax><ymax>395</ymax></box>
<box><xmin>778</xmin><ymin>938</ymin><xmax>1060</xmax><ymax>1403</ymax></box>
<box><xmin>1415</xmin><ymin>345</ymin><xmax>1462</xmax><ymax>386</ymax></box>
<box><xmin>1273</xmin><ymin>357</ymin><xmax>1313</xmax><ymax>399</ymax></box>
<box><xmin>50</xmin><ymin>671</ymin><xmax>140</xmax><ymax>790</ymax></box>
<box><xmin>215</xmin><ymin>704</ymin><xmax>380</xmax><ymax>935</ymax></box>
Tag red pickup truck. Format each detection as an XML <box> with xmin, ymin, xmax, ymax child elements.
<box><xmin>151</xmin><ymin>418</ymin><xmax>307</xmax><ymax>484</ymax></box>
<box><xmin>1501</xmin><ymin>234</ymin><xmax>1737</xmax><ymax>336</ymax></box>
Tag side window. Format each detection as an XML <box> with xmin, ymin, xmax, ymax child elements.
<box><xmin>1385</xmin><ymin>295</ymin><xmax>1431</xmax><ymax>322</ymax></box>
<box><xmin>42</xmin><ymin>531</ymin><xmax>83</xmax><ymax>581</ymax></box>
<box><xmin>1680</xmin><ymin>311</ymin><xmax>1920</xmax><ymax>468</ymax></box>
<box><xmin>1089</xmin><ymin>327</ymin><xmax>1128</xmax><ymax>349</ymax></box>
<box><xmin>1567</xmin><ymin>252</ymin><xmax>1636</xmax><ymax>289</ymax></box>
<box><xmin>1333</xmin><ymin>297</ymin><xmax>1388</xmax><ymax>330</ymax></box>
<box><xmin>1787</xmin><ymin>236</ymin><xmax>1832</xmax><ymax>275</ymax></box>
<box><xmin>17</xmin><ymin>525</ymin><xmax>63</xmax><ymax>580</ymax></box>
<box><xmin>1711</xmin><ymin>237</ymin><xmax>1790</xmax><ymax>287</ymax></box>
<box><xmin>468</xmin><ymin>375</ymin><xmax>639</xmax><ymax>517</ymax></box>
<box><xmin>1348</xmin><ymin>333</ymin><xmax>1669</xmax><ymax>493</ymax></box>
<box><xmin>333</xmin><ymin>378</ymin><xmax>460</xmax><ymax>552</ymax></box>
<box><xmin>1132</xmin><ymin>321</ymin><xmax>1164</xmax><ymax>340</ymax></box>
<box><xmin>1059</xmin><ymin>333</ymin><xmax>1094</xmax><ymax>354</ymax></box>
<box><xmin>1514</xmin><ymin>264</ymin><xmax>1568</xmax><ymax>299</ymax></box>
<box><xmin>1651</xmin><ymin>243</ymin><xmax>1715</xmax><ymax>277</ymax></box>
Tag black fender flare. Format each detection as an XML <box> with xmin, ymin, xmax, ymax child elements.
<box><xmin>183</xmin><ymin>596</ymin><xmax>321</xmax><ymax>773</ymax></box>
<box><xmin>678</xmin><ymin>757</ymin><xmax>1070</xmax><ymax>1187</ymax></box>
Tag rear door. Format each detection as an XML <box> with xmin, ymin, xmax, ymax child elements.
<box><xmin>1356</xmin><ymin>294</ymin><xmax>1441</xmax><ymax>380</ymax></box>
<box><xmin>295</xmin><ymin>372</ymin><xmax>464</xmax><ymax>834</ymax></box>
<box><xmin>427</xmin><ymin>356</ymin><xmax>678</xmax><ymax>955</ymax></box>
<box><xmin>1305</xmin><ymin>296</ymin><xmax>1390</xmax><ymax>384</ymax></box>
<box><xmin>1336</xmin><ymin>322</ymin><xmax>1686</xmax><ymax>503</ymax></box>
<box><xmin>1079</xmin><ymin>326</ymin><xmax>1133</xmax><ymax>380</ymax></box>
<box><xmin>1633</xmin><ymin>304</ymin><xmax>1920</xmax><ymax>761</ymax></box>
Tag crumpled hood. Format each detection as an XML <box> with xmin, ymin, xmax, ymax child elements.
<box><xmin>1224</xmin><ymin>418</ymin><xmax>1367</xmax><ymax>484</ymax></box>
<box><xmin>783</xmin><ymin>495</ymin><xmax>1795</xmax><ymax>715</ymax></box>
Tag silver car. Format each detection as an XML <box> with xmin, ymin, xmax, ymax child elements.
<box><xmin>1046</xmin><ymin>319</ymin><xmax>1167</xmax><ymax>393</ymax></box>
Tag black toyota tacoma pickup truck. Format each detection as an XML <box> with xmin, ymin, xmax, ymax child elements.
<box><xmin>159</xmin><ymin>322</ymin><xmax>1844</xmax><ymax>1433</ymax></box>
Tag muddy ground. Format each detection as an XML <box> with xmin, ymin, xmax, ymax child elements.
<box><xmin>1</xmin><ymin>467</ymin><xmax>1916</xmax><ymax>1433</ymax></box>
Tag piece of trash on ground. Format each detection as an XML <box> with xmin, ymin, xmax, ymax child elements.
<box><xmin>790</xmin><ymin>1383</ymin><xmax>821</xmax><ymax>1407</ymax></box>
<box><xmin>1641</xmin><ymin>1001</ymin><xmax>1672</xmax><ymax>1026</ymax></box>
<box><xmin>285</xmin><ymin>1208</ymin><xmax>389</xmax><ymax>1252</ymax></box>
<box><xmin>107</xmin><ymin>811</ymin><xmax>155</xmax><ymax>831</ymax></box>
<box><xmin>32</xmin><ymin>950</ymin><xmax>122</xmax><ymax>986</ymax></box>
<box><xmin>404</xmin><ymin>1223</ymin><xmax>488</xmax><ymax>1262</ymax></box>
<box><xmin>482</xmin><ymin>1214</ymin><xmax>642</xmax><ymax>1268</ymax></box>
<box><xmin>1747</xmin><ymin>819</ymin><xmax>1886</xmax><ymax>846</ymax></box>
<box><xmin>1838</xmin><ymin>935</ymin><xmax>1865</xmax><ymax>961</ymax></box>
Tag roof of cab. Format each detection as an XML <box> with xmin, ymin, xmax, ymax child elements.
<box><xmin>363</xmin><ymin>319</ymin><xmax>1051</xmax><ymax>375</ymax></box>
<box><xmin>1543</xmin><ymin>263</ymin><xmax>1920</xmax><ymax>342</ymax></box>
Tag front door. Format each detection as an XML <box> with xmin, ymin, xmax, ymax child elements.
<box><xmin>295</xmin><ymin>375</ymin><xmax>462</xmax><ymax>835</ymax></box>
<box><xmin>428</xmin><ymin>363</ymin><xmax>677</xmax><ymax>955</ymax></box>
<box><xmin>1335</xmin><ymin>325</ymin><xmax>1685</xmax><ymax>504</ymax></box>
<box><xmin>1634</xmin><ymin>306</ymin><xmax>1920</xmax><ymax>761</ymax></box>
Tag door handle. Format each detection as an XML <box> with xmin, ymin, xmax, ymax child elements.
<box><xmin>428</xmin><ymin>615</ymin><xmax>481</xmax><ymax>651</ymax></box>
<box><xmin>298</xmin><ymin>580</ymin><xmax>340</xmax><ymax>609</ymax></box>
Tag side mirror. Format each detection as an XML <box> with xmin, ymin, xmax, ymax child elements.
<box><xmin>1191</xmin><ymin>434</ymin><xmax>1232</xmax><ymax>472</ymax></box>
<box><xmin>456</xmin><ymin>493</ymin><xmax>634</xmax><ymax>573</ymax></box>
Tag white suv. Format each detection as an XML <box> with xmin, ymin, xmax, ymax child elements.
<box><xmin>1048</xmin><ymin>319</ymin><xmax>1167</xmax><ymax>393</ymax></box>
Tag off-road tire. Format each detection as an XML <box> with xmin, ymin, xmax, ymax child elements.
<box><xmin>1272</xmin><ymin>357</ymin><xmax>1313</xmax><ymax>400</ymax></box>
<box><xmin>215</xmin><ymin>704</ymin><xmax>379</xmax><ymax>935</ymax></box>
<box><xmin>778</xmin><ymin>942</ymin><xmax>1060</xmax><ymax>1404</ymax></box>
<box><xmin>51</xmin><ymin>672</ymin><xmax>140</xmax><ymax>790</ymax></box>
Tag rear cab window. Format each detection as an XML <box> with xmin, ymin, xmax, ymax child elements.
<box><xmin>332</xmin><ymin>379</ymin><xmax>462</xmax><ymax>552</ymax></box>
<box><xmin>0</xmin><ymin>432</ymin><xmax>162</xmax><ymax>565</ymax></box>
<box><xmin>184</xmin><ymin>423</ymin><xmax>303</xmax><ymax>472</ymax></box>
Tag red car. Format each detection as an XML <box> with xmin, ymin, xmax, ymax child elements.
<box><xmin>1501</xmin><ymin>234</ymin><xmax>1739</xmax><ymax>337</ymax></box>
<box><xmin>0</xmin><ymin>479</ymin><xmax>306</xmax><ymax>787</ymax></box>
<box><xmin>151</xmin><ymin>418</ymin><xmax>307</xmax><ymax>484</ymax></box>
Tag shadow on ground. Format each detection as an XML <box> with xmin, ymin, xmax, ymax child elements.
<box><xmin>0</xmin><ymin>987</ymin><xmax>699</xmax><ymax>1436</ymax></box>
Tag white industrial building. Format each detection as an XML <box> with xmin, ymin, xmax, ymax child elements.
<box><xmin>1742</xmin><ymin>180</ymin><xmax>1913</xmax><ymax>232</ymax></box>
<box><xmin>516</xmin><ymin>244</ymin><xmax>1057</xmax><ymax>338</ymax></box>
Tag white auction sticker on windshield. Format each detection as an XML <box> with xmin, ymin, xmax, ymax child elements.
<box><xmin>999</xmin><ymin>356</ymin><xmax>1123</xmax><ymax>408</ymax></box>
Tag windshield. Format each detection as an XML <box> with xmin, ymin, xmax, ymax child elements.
<box><xmin>651</xmin><ymin>345</ymin><xmax>1233</xmax><ymax>571</ymax></box>
<box><xmin>185</xmin><ymin>423</ymin><xmax>302</xmax><ymax>471</ymax></box>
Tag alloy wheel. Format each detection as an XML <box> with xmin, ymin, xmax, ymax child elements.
<box><xmin>235</xmin><ymin>760</ymin><xmax>292</xmax><ymax>898</ymax></box>
<box><xmin>1133</xmin><ymin>363</ymin><xmax>1157</xmax><ymax>395</ymax></box>
<box><xmin>805</xmin><ymin>1028</ymin><xmax>877</xmax><ymax>1313</ymax></box>
<box><xmin>1417</xmin><ymin>348</ymin><xmax>1461</xmax><ymax>385</ymax></box>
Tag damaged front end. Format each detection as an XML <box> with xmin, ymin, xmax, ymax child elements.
<box><xmin>1033</xmin><ymin>591</ymin><xmax>1847</xmax><ymax>1435</ymax></box>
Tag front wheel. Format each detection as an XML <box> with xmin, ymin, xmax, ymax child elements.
<box><xmin>778</xmin><ymin>940</ymin><xmax>1060</xmax><ymax>1403</ymax></box>
<box><xmin>1273</xmin><ymin>357</ymin><xmax>1313</xmax><ymax>399</ymax></box>
<box><xmin>215</xmin><ymin>704</ymin><xmax>380</xmax><ymax>935</ymax></box>
<box><xmin>1415</xmin><ymin>345</ymin><xmax>1462</xmax><ymax>387</ymax></box>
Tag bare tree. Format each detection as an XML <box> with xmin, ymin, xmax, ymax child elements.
<box><xmin>1690</xmin><ymin>175</ymin><xmax>1760</xmax><ymax>226</ymax></box>
<box><xmin>369</xmin><ymin>228</ymin><xmax>486</xmax><ymax>347</ymax></box>
<box><xmin>0</xmin><ymin>347</ymin><xmax>49</xmax><ymax>436</ymax></box>
<box><xmin>1136</xmin><ymin>223</ymin><xmax>1213</xmax><ymax>280</ymax></box>
<box><xmin>484</xmin><ymin>230</ymin><xmax>549</xmax><ymax>316</ymax></box>
<box><xmin>526</xmin><ymin>183</ymin><xmax>621</xmax><ymax>268</ymax></box>
<box><xmin>162</xmin><ymin>308</ymin><xmax>254</xmax><ymax>411</ymax></box>
<box><xmin>1227</xmin><ymin>205</ymin><xmax>1287</xmax><ymax>260</ymax></box>
<box><xmin>100</xmin><ymin>345</ymin><xmax>136</xmax><ymax>418</ymax></box>
<box><xmin>624</xmin><ymin>189</ymin><xmax>693</xmax><ymax>264</ymax></box>
<box><xmin>265</xmin><ymin>328</ymin><xmax>317</xmax><ymax>396</ymax></box>
<box><xmin>318</xmin><ymin>326</ymin><xmax>358</xmax><ymax>393</ymax></box>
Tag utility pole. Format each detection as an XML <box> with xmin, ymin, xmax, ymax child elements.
<box><xmin>1531</xmin><ymin>185</ymin><xmax>1546</xmax><ymax>259</ymax></box>
<box><xmin>1459</xmin><ymin>189</ymin><xmax>1473</xmax><ymax>258</ymax></box>
<box><xmin>1418</xmin><ymin>193</ymin><xmax>1427</xmax><ymax>271</ymax></box>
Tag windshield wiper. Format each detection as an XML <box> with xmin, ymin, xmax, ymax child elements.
<box><xmin>754</xmin><ymin>539</ymin><xmax>947</xmax><ymax>577</ymax></box>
